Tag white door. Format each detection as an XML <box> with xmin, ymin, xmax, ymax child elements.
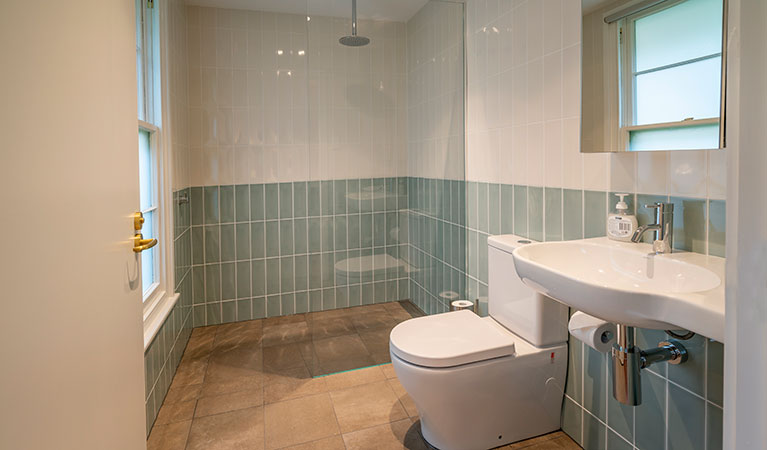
<box><xmin>0</xmin><ymin>1</ymin><xmax>147</xmax><ymax>449</ymax></box>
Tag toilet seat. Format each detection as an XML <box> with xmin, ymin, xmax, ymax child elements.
<box><xmin>389</xmin><ymin>310</ymin><xmax>516</xmax><ymax>368</ymax></box>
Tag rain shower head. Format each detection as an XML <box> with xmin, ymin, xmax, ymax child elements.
<box><xmin>339</xmin><ymin>0</ymin><xmax>369</xmax><ymax>47</ymax></box>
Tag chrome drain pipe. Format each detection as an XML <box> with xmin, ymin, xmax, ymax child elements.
<box><xmin>611</xmin><ymin>325</ymin><xmax>689</xmax><ymax>406</ymax></box>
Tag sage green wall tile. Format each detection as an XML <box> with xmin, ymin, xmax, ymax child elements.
<box><xmin>707</xmin><ymin>339</ymin><xmax>724</xmax><ymax>406</ymax></box>
<box><xmin>478</xmin><ymin>233</ymin><xmax>488</xmax><ymax>284</ymax></box>
<box><xmin>307</xmin><ymin>181</ymin><xmax>321</xmax><ymax>217</ymax></box>
<box><xmin>709</xmin><ymin>200</ymin><xmax>726</xmax><ymax>257</ymax></box>
<box><xmin>221</xmin><ymin>263</ymin><xmax>235</xmax><ymax>300</ymax></box>
<box><xmin>583</xmin><ymin>346</ymin><xmax>607</xmax><ymax>421</ymax></box>
<box><xmin>266</xmin><ymin>258</ymin><xmax>280</xmax><ymax>295</ymax></box>
<box><xmin>295</xmin><ymin>291</ymin><xmax>308</xmax><ymax>313</ymax></box>
<box><xmin>563</xmin><ymin>189</ymin><xmax>583</xmax><ymax>240</ymax></box>
<box><xmin>220</xmin><ymin>224</ymin><xmax>235</xmax><ymax>262</ymax></box>
<box><xmin>253</xmin><ymin>296</ymin><xmax>266</xmax><ymax>319</ymax></box>
<box><xmin>321</xmin><ymin>253</ymin><xmax>335</xmax><ymax>287</ymax></box>
<box><xmin>670</xmin><ymin>197</ymin><xmax>707</xmax><ymax>253</ymax></box>
<box><xmin>668</xmin><ymin>383</ymin><xmax>705</xmax><ymax>450</ymax></box>
<box><xmin>582</xmin><ymin>412</ymin><xmax>606</xmax><ymax>450</ymax></box>
<box><xmin>236</xmin><ymin>261</ymin><xmax>250</xmax><ymax>299</ymax></box>
<box><xmin>308</xmin><ymin>254</ymin><xmax>322</xmax><ymax>289</ymax></box>
<box><xmin>309</xmin><ymin>290</ymin><xmax>322</xmax><ymax>311</ymax></box>
<box><xmin>608</xmin><ymin>385</ymin><xmax>634</xmax><ymax>441</ymax></box>
<box><xmin>336</xmin><ymin>286</ymin><xmax>349</xmax><ymax>308</ymax></box>
<box><xmin>334</xmin><ymin>180</ymin><xmax>347</xmax><ymax>214</ymax></box>
<box><xmin>374</xmin><ymin>281</ymin><xmax>386</xmax><ymax>303</ymax></box>
<box><xmin>206</xmin><ymin>303</ymin><xmax>221</xmax><ymax>325</ymax></box>
<box><xmin>334</xmin><ymin>216</ymin><xmax>347</xmax><ymax>250</ymax></box>
<box><xmin>192</xmin><ymin>226</ymin><xmax>204</xmax><ymax>265</ymax></box>
<box><xmin>235</xmin><ymin>223</ymin><xmax>250</xmax><ymax>261</ymax></box>
<box><xmin>236</xmin><ymin>299</ymin><xmax>251</xmax><ymax>321</ymax></box>
<box><xmin>307</xmin><ymin>218</ymin><xmax>321</xmax><ymax>253</ymax></box>
<box><xmin>359</xmin><ymin>179</ymin><xmax>373</xmax><ymax>213</ymax></box>
<box><xmin>347</xmin><ymin>214</ymin><xmax>360</xmax><ymax>249</ymax></box>
<box><xmin>264</xmin><ymin>183</ymin><xmax>279</xmax><ymax>220</ymax></box>
<box><xmin>193</xmin><ymin>305</ymin><xmax>205</xmax><ymax>327</ymax></box>
<box><xmin>528</xmin><ymin>186</ymin><xmax>543</xmax><ymax>242</ymax></box>
<box><xmin>267</xmin><ymin>295</ymin><xmax>280</xmax><ymax>317</ymax></box>
<box><xmin>501</xmin><ymin>184</ymin><xmax>514</xmax><ymax>234</ymax></box>
<box><xmin>222</xmin><ymin>301</ymin><xmax>236</xmax><ymax>323</ymax></box>
<box><xmin>545</xmin><ymin>187</ymin><xmax>563</xmax><ymax>242</ymax></box>
<box><xmin>488</xmin><ymin>183</ymin><xmax>500</xmax><ymax>235</ymax></box>
<box><xmin>280</xmin><ymin>257</ymin><xmax>293</xmax><ymax>292</ymax></box>
<box><xmin>203</xmin><ymin>186</ymin><xmax>219</xmax><ymax>224</ymax></box>
<box><xmin>636</xmin><ymin>372</ymin><xmax>666</xmax><ymax>450</ymax></box>
<box><xmin>220</xmin><ymin>185</ymin><xmax>234</xmax><ymax>223</ymax></box>
<box><xmin>322</xmin><ymin>287</ymin><xmax>335</xmax><ymax>309</ymax></box>
<box><xmin>204</xmin><ymin>226</ymin><xmax>220</xmax><ymax>263</ymax></box>
<box><xmin>250</xmin><ymin>222</ymin><xmax>265</xmax><ymax>258</ymax></box>
<box><xmin>321</xmin><ymin>217</ymin><xmax>334</xmax><ymax>252</ymax></box>
<box><xmin>235</xmin><ymin>185</ymin><xmax>249</xmax><ymax>222</ymax></box>
<box><xmin>637</xmin><ymin>328</ymin><xmax>668</xmax><ymax>376</ymax></box>
<box><xmin>467</xmin><ymin>182</ymin><xmax>477</xmax><ymax>230</ymax></box>
<box><xmin>373</xmin><ymin>213</ymin><xmax>386</xmax><ymax>246</ymax></box>
<box><xmin>321</xmin><ymin>181</ymin><xmax>333</xmax><ymax>215</ymax></box>
<box><xmin>566</xmin><ymin>338</ymin><xmax>582</xmax><ymax>403</ymax></box>
<box><xmin>668</xmin><ymin>333</ymin><xmax>706</xmax><ymax>396</ymax></box>
<box><xmin>477</xmin><ymin>182</ymin><xmax>488</xmax><ymax>233</ymax></box>
<box><xmin>191</xmin><ymin>187</ymin><xmax>204</xmax><ymax>225</ymax></box>
<box><xmin>561</xmin><ymin>398</ymin><xmax>582</xmax><ymax>445</ymax></box>
<box><xmin>294</xmin><ymin>218</ymin><xmax>307</xmax><ymax>254</ymax></box>
<box><xmin>265</xmin><ymin>221</ymin><xmax>280</xmax><ymax>257</ymax></box>
<box><xmin>373</xmin><ymin>179</ymin><xmax>385</xmax><ymax>211</ymax></box>
<box><xmin>279</xmin><ymin>219</ymin><xmax>293</xmax><ymax>255</ymax></box>
<box><xmin>250</xmin><ymin>184</ymin><xmax>264</xmax><ymax>221</ymax></box>
<box><xmin>281</xmin><ymin>293</ymin><xmax>294</xmax><ymax>315</ymax></box>
<box><xmin>278</xmin><ymin>183</ymin><xmax>292</xmax><ymax>219</ymax></box>
<box><xmin>608</xmin><ymin>431</ymin><xmax>633</xmax><ymax>450</ymax></box>
<box><xmin>584</xmin><ymin>191</ymin><xmax>607</xmax><ymax>238</ymax></box>
<box><xmin>513</xmin><ymin>185</ymin><xmax>528</xmax><ymax>237</ymax></box>
<box><xmin>294</xmin><ymin>255</ymin><xmax>308</xmax><ymax>291</ymax></box>
<box><xmin>192</xmin><ymin>266</ymin><xmax>205</xmax><ymax>304</ymax></box>
<box><xmin>347</xmin><ymin>179</ymin><xmax>360</xmax><ymax>213</ymax></box>
<box><xmin>251</xmin><ymin>259</ymin><xmax>265</xmax><ymax>296</ymax></box>
<box><xmin>293</xmin><ymin>182</ymin><xmax>307</xmax><ymax>218</ymax></box>
<box><xmin>467</xmin><ymin>230</ymin><xmax>477</xmax><ymax>279</ymax></box>
<box><xmin>451</xmin><ymin>180</ymin><xmax>464</xmax><ymax>225</ymax></box>
<box><xmin>707</xmin><ymin>404</ymin><xmax>723</xmax><ymax>450</ymax></box>
<box><xmin>349</xmin><ymin>284</ymin><xmax>361</xmax><ymax>307</ymax></box>
<box><xmin>386</xmin><ymin>178</ymin><xmax>398</xmax><ymax>211</ymax></box>
<box><xmin>205</xmin><ymin>264</ymin><xmax>220</xmax><ymax>302</ymax></box>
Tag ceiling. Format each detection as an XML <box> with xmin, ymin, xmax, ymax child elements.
<box><xmin>184</xmin><ymin>0</ymin><xmax>431</xmax><ymax>22</ymax></box>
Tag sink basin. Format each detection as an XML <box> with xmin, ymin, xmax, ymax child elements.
<box><xmin>512</xmin><ymin>237</ymin><xmax>725</xmax><ymax>342</ymax></box>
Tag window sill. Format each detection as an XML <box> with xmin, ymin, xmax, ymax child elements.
<box><xmin>143</xmin><ymin>291</ymin><xmax>179</xmax><ymax>351</ymax></box>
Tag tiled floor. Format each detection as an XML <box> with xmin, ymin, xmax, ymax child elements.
<box><xmin>148</xmin><ymin>301</ymin><xmax>581</xmax><ymax>450</ymax></box>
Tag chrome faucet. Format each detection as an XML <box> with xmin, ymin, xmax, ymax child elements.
<box><xmin>631</xmin><ymin>202</ymin><xmax>674</xmax><ymax>253</ymax></box>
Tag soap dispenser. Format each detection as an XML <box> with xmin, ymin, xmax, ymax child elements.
<box><xmin>607</xmin><ymin>194</ymin><xmax>638</xmax><ymax>242</ymax></box>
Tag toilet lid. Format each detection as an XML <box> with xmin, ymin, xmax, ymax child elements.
<box><xmin>389</xmin><ymin>310</ymin><xmax>516</xmax><ymax>368</ymax></box>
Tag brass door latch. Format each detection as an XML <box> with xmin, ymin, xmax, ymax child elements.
<box><xmin>132</xmin><ymin>212</ymin><xmax>158</xmax><ymax>253</ymax></box>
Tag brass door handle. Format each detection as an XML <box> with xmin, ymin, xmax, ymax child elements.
<box><xmin>133</xmin><ymin>233</ymin><xmax>158</xmax><ymax>253</ymax></box>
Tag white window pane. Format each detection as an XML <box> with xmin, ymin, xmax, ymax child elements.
<box><xmin>138</xmin><ymin>129</ymin><xmax>153</xmax><ymax>211</ymax></box>
<box><xmin>635</xmin><ymin>57</ymin><xmax>721</xmax><ymax>125</ymax></box>
<box><xmin>629</xmin><ymin>123</ymin><xmax>719</xmax><ymax>151</ymax></box>
<box><xmin>634</xmin><ymin>0</ymin><xmax>723</xmax><ymax>72</ymax></box>
<box><xmin>141</xmin><ymin>210</ymin><xmax>156</xmax><ymax>294</ymax></box>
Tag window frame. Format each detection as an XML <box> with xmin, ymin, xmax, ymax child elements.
<box><xmin>136</xmin><ymin>0</ymin><xmax>179</xmax><ymax>349</ymax></box>
<box><xmin>617</xmin><ymin>0</ymin><xmax>723</xmax><ymax>150</ymax></box>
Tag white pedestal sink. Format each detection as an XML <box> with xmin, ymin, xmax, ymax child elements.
<box><xmin>512</xmin><ymin>237</ymin><xmax>725</xmax><ymax>342</ymax></box>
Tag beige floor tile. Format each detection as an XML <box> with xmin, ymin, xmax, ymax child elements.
<box><xmin>308</xmin><ymin>316</ymin><xmax>357</xmax><ymax>340</ymax></box>
<box><xmin>263</xmin><ymin>321</ymin><xmax>312</xmax><ymax>347</ymax></box>
<box><xmin>195</xmin><ymin>389</ymin><xmax>264</xmax><ymax>418</ymax></box>
<box><xmin>323</xmin><ymin>365</ymin><xmax>385</xmax><ymax>391</ymax></box>
<box><xmin>506</xmin><ymin>432</ymin><xmax>581</xmax><ymax>449</ymax></box>
<box><xmin>330</xmin><ymin>380</ymin><xmax>408</xmax><ymax>433</ymax></box>
<box><xmin>170</xmin><ymin>358</ymin><xmax>208</xmax><ymax>387</ymax></box>
<box><xmin>186</xmin><ymin>406</ymin><xmax>265</xmax><ymax>450</ymax></box>
<box><xmin>214</xmin><ymin>320</ymin><xmax>263</xmax><ymax>351</ymax></box>
<box><xmin>204</xmin><ymin>346</ymin><xmax>263</xmax><ymax>384</ymax></box>
<box><xmin>146</xmin><ymin>420</ymin><xmax>191</xmax><ymax>450</ymax></box>
<box><xmin>163</xmin><ymin>383</ymin><xmax>202</xmax><ymax>404</ymax></box>
<box><xmin>342</xmin><ymin>418</ymin><xmax>428</xmax><ymax>450</ymax></box>
<box><xmin>280</xmin><ymin>435</ymin><xmax>346</xmax><ymax>450</ymax></box>
<box><xmin>386</xmin><ymin>378</ymin><xmax>418</xmax><ymax>418</ymax></box>
<box><xmin>264</xmin><ymin>393</ymin><xmax>340</xmax><ymax>449</ymax></box>
<box><xmin>199</xmin><ymin>375</ymin><xmax>262</xmax><ymax>398</ymax></box>
<box><xmin>263</xmin><ymin>343</ymin><xmax>312</xmax><ymax>372</ymax></box>
<box><xmin>263</xmin><ymin>313</ymin><xmax>307</xmax><ymax>326</ymax></box>
<box><xmin>264</xmin><ymin>375</ymin><xmax>328</xmax><ymax>404</ymax></box>
<box><xmin>380</xmin><ymin>363</ymin><xmax>398</xmax><ymax>379</ymax></box>
<box><xmin>154</xmin><ymin>399</ymin><xmax>196</xmax><ymax>425</ymax></box>
<box><xmin>262</xmin><ymin>364</ymin><xmax>313</xmax><ymax>386</ymax></box>
<box><xmin>350</xmin><ymin>311</ymin><xmax>399</xmax><ymax>332</ymax></box>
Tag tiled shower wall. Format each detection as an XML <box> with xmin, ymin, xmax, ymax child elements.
<box><xmin>465</xmin><ymin>0</ymin><xmax>725</xmax><ymax>449</ymax></box>
<box><xmin>188</xmin><ymin>179</ymin><xmax>411</xmax><ymax>327</ymax></box>
<box><xmin>143</xmin><ymin>0</ymin><xmax>194</xmax><ymax>435</ymax></box>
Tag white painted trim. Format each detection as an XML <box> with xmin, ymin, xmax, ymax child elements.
<box><xmin>143</xmin><ymin>292</ymin><xmax>179</xmax><ymax>350</ymax></box>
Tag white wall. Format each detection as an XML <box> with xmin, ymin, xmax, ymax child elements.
<box><xmin>465</xmin><ymin>0</ymin><xmax>726</xmax><ymax>201</ymax></box>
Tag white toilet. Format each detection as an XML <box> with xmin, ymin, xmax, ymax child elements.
<box><xmin>389</xmin><ymin>235</ymin><xmax>570</xmax><ymax>450</ymax></box>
